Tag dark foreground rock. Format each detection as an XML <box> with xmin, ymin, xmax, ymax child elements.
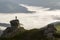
<box><xmin>1</xmin><ymin>17</ymin><xmax>25</xmax><ymax>38</ymax></box>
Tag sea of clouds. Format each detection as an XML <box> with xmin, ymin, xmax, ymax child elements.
<box><xmin>0</xmin><ymin>0</ymin><xmax>60</xmax><ymax>31</ymax></box>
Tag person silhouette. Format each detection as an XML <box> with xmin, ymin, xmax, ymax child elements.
<box><xmin>15</xmin><ymin>16</ymin><xmax>18</xmax><ymax>20</ymax></box>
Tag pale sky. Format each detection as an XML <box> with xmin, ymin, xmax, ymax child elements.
<box><xmin>0</xmin><ymin>0</ymin><xmax>60</xmax><ymax>30</ymax></box>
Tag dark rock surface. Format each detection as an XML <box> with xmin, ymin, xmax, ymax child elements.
<box><xmin>1</xmin><ymin>18</ymin><xmax>25</xmax><ymax>38</ymax></box>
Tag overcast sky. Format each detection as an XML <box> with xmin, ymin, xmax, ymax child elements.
<box><xmin>0</xmin><ymin>0</ymin><xmax>60</xmax><ymax>30</ymax></box>
<box><xmin>0</xmin><ymin>0</ymin><xmax>60</xmax><ymax>13</ymax></box>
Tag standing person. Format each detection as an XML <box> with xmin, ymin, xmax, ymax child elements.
<box><xmin>15</xmin><ymin>16</ymin><xmax>17</xmax><ymax>19</ymax></box>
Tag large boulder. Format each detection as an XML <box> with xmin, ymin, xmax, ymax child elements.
<box><xmin>1</xmin><ymin>18</ymin><xmax>25</xmax><ymax>38</ymax></box>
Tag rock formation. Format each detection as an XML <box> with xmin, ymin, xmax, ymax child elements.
<box><xmin>1</xmin><ymin>16</ymin><xmax>25</xmax><ymax>38</ymax></box>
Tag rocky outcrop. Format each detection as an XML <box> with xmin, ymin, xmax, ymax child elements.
<box><xmin>1</xmin><ymin>17</ymin><xmax>25</xmax><ymax>38</ymax></box>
